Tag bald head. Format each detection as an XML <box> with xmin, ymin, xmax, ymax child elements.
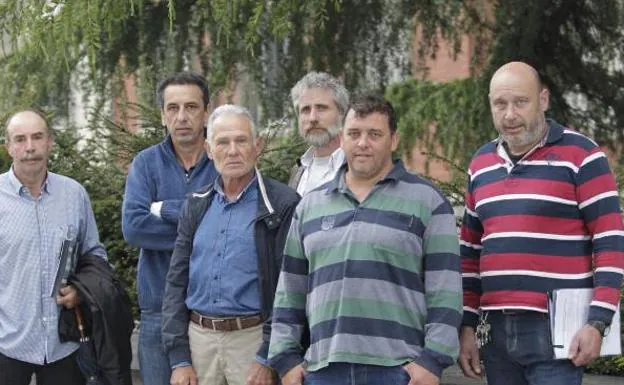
<box><xmin>488</xmin><ymin>62</ymin><xmax>550</xmax><ymax>155</ymax></box>
<box><xmin>490</xmin><ymin>62</ymin><xmax>542</xmax><ymax>95</ymax></box>
<box><xmin>5</xmin><ymin>110</ymin><xmax>50</xmax><ymax>139</ymax></box>
<box><xmin>4</xmin><ymin>109</ymin><xmax>54</xmax><ymax>189</ymax></box>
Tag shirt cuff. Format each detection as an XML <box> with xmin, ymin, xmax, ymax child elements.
<box><xmin>255</xmin><ymin>354</ymin><xmax>269</xmax><ymax>367</ymax></box>
<box><xmin>172</xmin><ymin>361</ymin><xmax>191</xmax><ymax>369</ymax></box>
<box><xmin>150</xmin><ymin>201</ymin><xmax>163</xmax><ymax>218</ymax></box>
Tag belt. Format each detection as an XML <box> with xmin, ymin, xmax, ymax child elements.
<box><xmin>499</xmin><ymin>309</ymin><xmax>530</xmax><ymax>315</ymax></box>
<box><xmin>190</xmin><ymin>311</ymin><xmax>263</xmax><ymax>331</ymax></box>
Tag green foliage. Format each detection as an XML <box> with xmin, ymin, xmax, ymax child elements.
<box><xmin>0</xmin><ymin>145</ymin><xmax>9</xmax><ymax>172</ymax></box>
<box><xmin>0</xmin><ymin>1</ymin><xmax>472</xmax><ymax>124</ymax></box>
<box><xmin>481</xmin><ymin>0</ymin><xmax>624</xmax><ymax>145</ymax></box>
<box><xmin>587</xmin><ymin>356</ymin><xmax>624</xmax><ymax>376</ymax></box>
<box><xmin>386</xmin><ymin>77</ymin><xmax>492</xmax><ymax>171</ymax></box>
<box><xmin>257</xmin><ymin>119</ymin><xmax>306</xmax><ymax>184</ymax></box>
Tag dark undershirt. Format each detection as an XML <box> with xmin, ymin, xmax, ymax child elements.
<box><xmin>503</xmin><ymin>142</ymin><xmax>526</xmax><ymax>165</ymax></box>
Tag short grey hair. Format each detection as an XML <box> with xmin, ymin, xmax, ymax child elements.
<box><xmin>206</xmin><ymin>104</ymin><xmax>257</xmax><ymax>144</ymax></box>
<box><xmin>291</xmin><ymin>72</ymin><xmax>349</xmax><ymax>117</ymax></box>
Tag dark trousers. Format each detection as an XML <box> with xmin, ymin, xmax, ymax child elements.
<box><xmin>481</xmin><ymin>311</ymin><xmax>583</xmax><ymax>385</ymax></box>
<box><xmin>0</xmin><ymin>351</ymin><xmax>85</xmax><ymax>385</ymax></box>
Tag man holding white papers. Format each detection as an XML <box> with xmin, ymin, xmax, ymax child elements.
<box><xmin>457</xmin><ymin>61</ymin><xmax>624</xmax><ymax>385</ymax></box>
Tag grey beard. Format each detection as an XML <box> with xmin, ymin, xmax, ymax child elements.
<box><xmin>304</xmin><ymin>121</ymin><xmax>341</xmax><ymax>148</ymax></box>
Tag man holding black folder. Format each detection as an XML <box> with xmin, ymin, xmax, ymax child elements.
<box><xmin>458</xmin><ymin>62</ymin><xmax>624</xmax><ymax>385</ymax></box>
<box><xmin>0</xmin><ymin>109</ymin><xmax>107</xmax><ymax>385</ymax></box>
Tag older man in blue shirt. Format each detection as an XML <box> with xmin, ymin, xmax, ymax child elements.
<box><xmin>0</xmin><ymin>109</ymin><xmax>107</xmax><ymax>385</ymax></box>
<box><xmin>162</xmin><ymin>105</ymin><xmax>300</xmax><ymax>385</ymax></box>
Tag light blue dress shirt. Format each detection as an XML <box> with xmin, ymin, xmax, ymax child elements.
<box><xmin>185</xmin><ymin>176</ymin><xmax>261</xmax><ymax>316</ymax></box>
<box><xmin>0</xmin><ymin>168</ymin><xmax>107</xmax><ymax>364</ymax></box>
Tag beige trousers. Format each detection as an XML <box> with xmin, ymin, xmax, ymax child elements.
<box><xmin>188</xmin><ymin>321</ymin><xmax>263</xmax><ymax>385</ymax></box>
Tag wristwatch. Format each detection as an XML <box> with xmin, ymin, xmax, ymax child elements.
<box><xmin>587</xmin><ymin>320</ymin><xmax>609</xmax><ymax>337</ymax></box>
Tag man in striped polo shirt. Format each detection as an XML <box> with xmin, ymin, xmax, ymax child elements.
<box><xmin>269</xmin><ymin>94</ymin><xmax>462</xmax><ymax>385</ymax></box>
<box><xmin>458</xmin><ymin>61</ymin><xmax>624</xmax><ymax>385</ymax></box>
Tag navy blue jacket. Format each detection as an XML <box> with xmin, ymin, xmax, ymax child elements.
<box><xmin>162</xmin><ymin>171</ymin><xmax>300</xmax><ymax>367</ymax></box>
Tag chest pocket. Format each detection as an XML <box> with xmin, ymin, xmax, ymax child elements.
<box><xmin>373</xmin><ymin>210</ymin><xmax>424</xmax><ymax>259</ymax></box>
<box><xmin>381</xmin><ymin>211</ymin><xmax>423</xmax><ymax>237</ymax></box>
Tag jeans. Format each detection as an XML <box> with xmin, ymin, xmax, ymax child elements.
<box><xmin>139</xmin><ymin>311</ymin><xmax>171</xmax><ymax>385</ymax></box>
<box><xmin>481</xmin><ymin>311</ymin><xmax>583</xmax><ymax>385</ymax></box>
<box><xmin>304</xmin><ymin>363</ymin><xmax>410</xmax><ymax>385</ymax></box>
<box><xmin>0</xmin><ymin>351</ymin><xmax>84</xmax><ymax>385</ymax></box>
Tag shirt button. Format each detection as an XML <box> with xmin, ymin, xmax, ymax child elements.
<box><xmin>220</xmin><ymin>229</ymin><xmax>225</xmax><ymax>234</ymax></box>
<box><xmin>213</xmin><ymin>300</ymin><xmax>217</xmax><ymax>303</ymax></box>
<box><xmin>214</xmin><ymin>275</ymin><xmax>218</xmax><ymax>280</ymax></box>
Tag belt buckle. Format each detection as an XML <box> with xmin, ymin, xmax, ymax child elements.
<box><xmin>211</xmin><ymin>318</ymin><xmax>225</xmax><ymax>330</ymax></box>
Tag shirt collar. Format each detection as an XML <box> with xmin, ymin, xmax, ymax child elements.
<box><xmin>299</xmin><ymin>146</ymin><xmax>345</xmax><ymax>168</ymax></box>
<box><xmin>326</xmin><ymin>159</ymin><xmax>406</xmax><ymax>193</ymax></box>
<box><xmin>213</xmin><ymin>172</ymin><xmax>258</xmax><ymax>203</ymax></box>
<box><xmin>495</xmin><ymin>119</ymin><xmax>562</xmax><ymax>160</ymax></box>
<box><xmin>8</xmin><ymin>166</ymin><xmax>50</xmax><ymax>196</ymax></box>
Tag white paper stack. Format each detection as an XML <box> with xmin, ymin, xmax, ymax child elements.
<box><xmin>549</xmin><ymin>288</ymin><xmax>622</xmax><ymax>359</ymax></box>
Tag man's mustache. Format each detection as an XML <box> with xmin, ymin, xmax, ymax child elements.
<box><xmin>20</xmin><ymin>155</ymin><xmax>44</xmax><ymax>162</ymax></box>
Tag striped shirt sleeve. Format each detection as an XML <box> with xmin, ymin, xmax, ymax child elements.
<box><xmin>268</xmin><ymin>205</ymin><xmax>309</xmax><ymax>377</ymax></box>
<box><xmin>414</xmin><ymin>196</ymin><xmax>463</xmax><ymax>376</ymax></box>
<box><xmin>576</xmin><ymin>148</ymin><xmax>624</xmax><ymax>324</ymax></box>
<box><xmin>460</xmin><ymin>171</ymin><xmax>484</xmax><ymax>327</ymax></box>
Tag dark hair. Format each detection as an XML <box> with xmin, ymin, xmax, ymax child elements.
<box><xmin>346</xmin><ymin>94</ymin><xmax>397</xmax><ymax>133</ymax></box>
<box><xmin>156</xmin><ymin>72</ymin><xmax>210</xmax><ymax>109</ymax></box>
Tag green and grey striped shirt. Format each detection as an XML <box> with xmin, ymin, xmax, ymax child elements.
<box><xmin>268</xmin><ymin>161</ymin><xmax>462</xmax><ymax>378</ymax></box>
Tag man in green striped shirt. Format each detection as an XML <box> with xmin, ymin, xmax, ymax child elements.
<box><xmin>268</xmin><ymin>94</ymin><xmax>462</xmax><ymax>385</ymax></box>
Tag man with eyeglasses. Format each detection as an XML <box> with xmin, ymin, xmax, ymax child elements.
<box><xmin>122</xmin><ymin>72</ymin><xmax>218</xmax><ymax>385</ymax></box>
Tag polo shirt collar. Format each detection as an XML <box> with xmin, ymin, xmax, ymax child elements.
<box><xmin>495</xmin><ymin>119</ymin><xmax>562</xmax><ymax>161</ymax></box>
<box><xmin>326</xmin><ymin>159</ymin><xmax>406</xmax><ymax>193</ymax></box>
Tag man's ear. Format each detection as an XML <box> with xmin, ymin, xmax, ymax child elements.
<box><xmin>204</xmin><ymin>140</ymin><xmax>213</xmax><ymax>160</ymax></box>
<box><xmin>255</xmin><ymin>135</ymin><xmax>266</xmax><ymax>155</ymax></box>
<box><xmin>539</xmin><ymin>87</ymin><xmax>550</xmax><ymax>112</ymax></box>
<box><xmin>391</xmin><ymin>130</ymin><xmax>400</xmax><ymax>152</ymax></box>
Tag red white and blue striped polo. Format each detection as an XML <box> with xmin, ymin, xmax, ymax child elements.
<box><xmin>460</xmin><ymin>120</ymin><xmax>624</xmax><ymax>327</ymax></box>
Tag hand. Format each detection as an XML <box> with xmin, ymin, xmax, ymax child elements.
<box><xmin>246</xmin><ymin>362</ymin><xmax>276</xmax><ymax>385</ymax></box>
<box><xmin>402</xmin><ymin>362</ymin><xmax>439</xmax><ymax>385</ymax></box>
<box><xmin>281</xmin><ymin>364</ymin><xmax>304</xmax><ymax>385</ymax></box>
<box><xmin>568</xmin><ymin>325</ymin><xmax>603</xmax><ymax>366</ymax></box>
<box><xmin>56</xmin><ymin>285</ymin><xmax>80</xmax><ymax>309</ymax></box>
<box><xmin>458</xmin><ymin>326</ymin><xmax>482</xmax><ymax>379</ymax></box>
<box><xmin>170</xmin><ymin>366</ymin><xmax>198</xmax><ymax>385</ymax></box>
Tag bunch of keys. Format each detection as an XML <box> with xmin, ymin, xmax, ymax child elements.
<box><xmin>475</xmin><ymin>312</ymin><xmax>491</xmax><ymax>348</ymax></box>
